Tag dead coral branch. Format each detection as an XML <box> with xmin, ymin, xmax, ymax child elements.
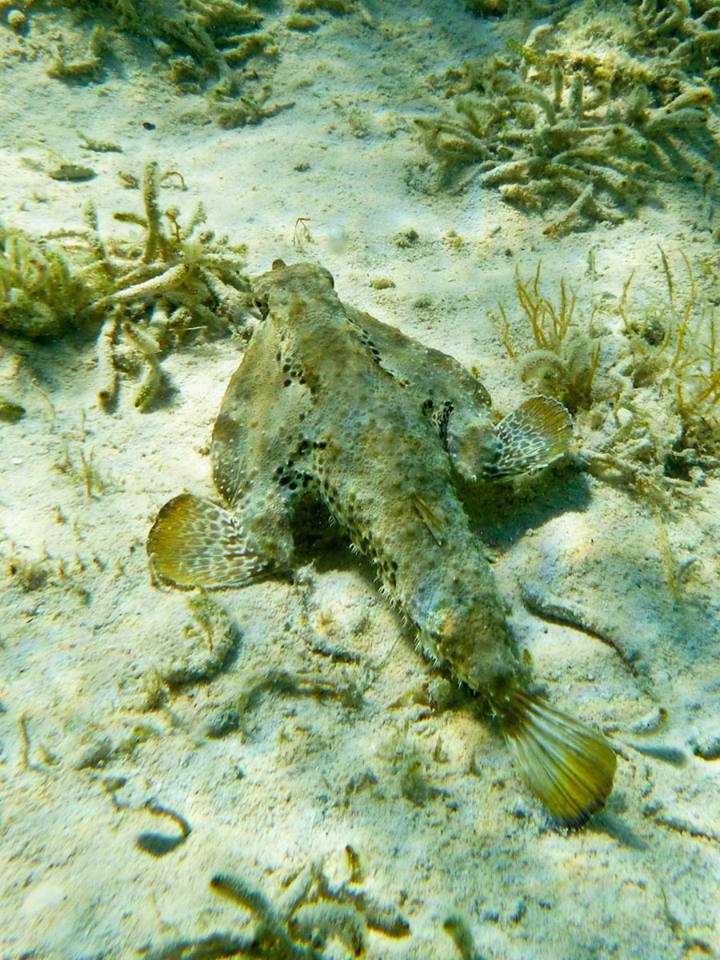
<box><xmin>419</xmin><ymin>9</ymin><xmax>720</xmax><ymax>233</ymax></box>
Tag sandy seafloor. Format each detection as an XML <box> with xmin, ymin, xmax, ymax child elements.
<box><xmin>1</xmin><ymin>2</ymin><xmax>720</xmax><ymax>958</ymax></box>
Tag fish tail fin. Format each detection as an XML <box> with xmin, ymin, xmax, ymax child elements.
<box><xmin>147</xmin><ymin>493</ymin><xmax>271</xmax><ymax>590</ymax></box>
<box><xmin>491</xmin><ymin>686</ymin><xmax>616</xmax><ymax>826</ymax></box>
<box><xmin>488</xmin><ymin>396</ymin><xmax>572</xmax><ymax>477</ymax></box>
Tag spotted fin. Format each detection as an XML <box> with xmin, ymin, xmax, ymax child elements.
<box><xmin>493</xmin><ymin>687</ymin><xmax>617</xmax><ymax>827</ymax></box>
<box><xmin>147</xmin><ymin>494</ymin><xmax>272</xmax><ymax>590</ymax></box>
<box><xmin>485</xmin><ymin>396</ymin><xmax>572</xmax><ymax>478</ymax></box>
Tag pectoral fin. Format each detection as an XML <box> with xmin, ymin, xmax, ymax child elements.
<box><xmin>147</xmin><ymin>494</ymin><xmax>272</xmax><ymax>590</ymax></box>
<box><xmin>484</xmin><ymin>396</ymin><xmax>572</xmax><ymax>478</ymax></box>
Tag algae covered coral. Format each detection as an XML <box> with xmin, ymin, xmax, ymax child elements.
<box><xmin>21</xmin><ymin>0</ymin><xmax>268</xmax><ymax>84</ymax></box>
<box><xmin>141</xmin><ymin>854</ymin><xmax>408</xmax><ymax>960</ymax></box>
<box><xmin>7</xmin><ymin>0</ymin><xmax>357</xmax><ymax>126</ymax></box>
<box><xmin>0</xmin><ymin>161</ymin><xmax>252</xmax><ymax>410</ymax></box>
<box><xmin>633</xmin><ymin>0</ymin><xmax>720</xmax><ymax>80</ymax></box>
<box><xmin>1</xmin><ymin>0</ymin><xmax>296</xmax><ymax>129</ymax></box>
<box><xmin>418</xmin><ymin>0</ymin><xmax>720</xmax><ymax>234</ymax></box>
<box><xmin>496</xmin><ymin>253</ymin><xmax>720</xmax><ymax>495</ymax></box>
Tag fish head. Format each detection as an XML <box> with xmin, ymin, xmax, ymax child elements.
<box><xmin>252</xmin><ymin>260</ymin><xmax>335</xmax><ymax>320</ymax></box>
<box><xmin>445</xmin><ymin>406</ymin><xmax>499</xmax><ymax>483</ymax></box>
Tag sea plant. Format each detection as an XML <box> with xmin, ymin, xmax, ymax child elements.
<box><xmin>494</xmin><ymin>264</ymin><xmax>602</xmax><ymax>412</ymax></box>
<box><xmin>1</xmin><ymin>161</ymin><xmax>253</xmax><ymax>411</ymax></box>
<box><xmin>418</xmin><ymin>1</ymin><xmax>720</xmax><ymax>234</ymax></box>
<box><xmin>496</xmin><ymin>254</ymin><xmax>720</xmax><ymax>497</ymax></box>
<box><xmin>0</xmin><ymin>222</ymin><xmax>97</xmax><ymax>338</ymax></box>
<box><xmin>615</xmin><ymin>257</ymin><xmax>720</xmax><ymax>467</ymax></box>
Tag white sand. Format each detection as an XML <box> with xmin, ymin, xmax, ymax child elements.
<box><xmin>1</xmin><ymin>2</ymin><xmax>719</xmax><ymax>958</ymax></box>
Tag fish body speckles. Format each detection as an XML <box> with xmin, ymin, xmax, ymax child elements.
<box><xmin>147</xmin><ymin>260</ymin><xmax>616</xmax><ymax>826</ymax></box>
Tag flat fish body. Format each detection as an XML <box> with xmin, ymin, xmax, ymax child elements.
<box><xmin>211</xmin><ymin>262</ymin><xmax>558</xmax><ymax>689</ymax></box>
<box><xmin>147</xmin><ymin>260</ymin><xmax>616</xmax><ymax>827</ymax></box>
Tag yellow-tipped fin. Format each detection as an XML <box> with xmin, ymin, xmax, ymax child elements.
<box><xmin>147</xmin><ymin>493</ymin><xmax>271</xmax><ymax>590</ymax></box>
<box><xmin>494</xmin><ymin>688</ymin><xmax>616</xmax><ymax>827</ymax></box>
<box><xmin>487</xmin><ymin>396</ymin><xmax>572</xmax><ymax>478</ymax></box>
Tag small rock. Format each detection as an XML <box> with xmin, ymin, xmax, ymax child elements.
<box><xmin>394</xmin><ymin>228</ymin><xmax>419</xmax><ymax>248</ymax></box>
<box><xmin>0</xmin><ymin>399</ymin><xmax>25</xmax><ymax>423</ymax></box>
<box><xmin>7</xmin><ymin>9</ymin><xmax>26</xmax><ymax>31</ymax></box>
<box><xmin>691</xmin><ymin>732</ymin><xmax>720</xmax><ymax>760</ymax></box>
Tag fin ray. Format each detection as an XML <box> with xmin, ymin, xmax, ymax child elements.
<box><xmin>493</xmin><ymin>687</ymin><xmax>616</xmax><ymax>826</ymax></box>
<box><xmin>487</xmin><ymin>396</ymin><xmax>572</xmax><ymax>478</ymax></box>
<box><xmin>147</xmin><ymin>494</ymin><xmax>272</xmax><ymax>590</ymax></box>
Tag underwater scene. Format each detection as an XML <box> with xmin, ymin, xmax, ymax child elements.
<box><xmin>1</xmin><ymin>0</ymin><xmax>720</xmax><ymax>957</ymax></box>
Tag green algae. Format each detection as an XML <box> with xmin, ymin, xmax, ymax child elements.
<box><xmin>0</xmin><ymin>220</ymin><xmax>98</xmax><ymax>338</ymax></box>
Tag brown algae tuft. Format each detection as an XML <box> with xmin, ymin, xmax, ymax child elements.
<box><xmin>0</xmin><ymin>220</ymin><xmax>97</xmax><ymax>338</ymax></box>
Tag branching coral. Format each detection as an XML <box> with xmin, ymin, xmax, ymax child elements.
<box><xmin>209</xmin><ymin>82</ymin><xmax>295</xmax><ymax>129</ymax></box>
<box><xmin>45</xmin><ymin>22</ymin><xmax>110</xmax><ymax>82</ymax></box>
<box><xmin>12</xmin><ymin>0</ymin><xmax>292</xmax><ymax>130</ymax></box>
<box><xmin>92</xmin><ymin>162</ymin><xmax>251</xmax><ymax>409</ymax></box>
<box><xmin>140</xmin><ymin>855</ymin><xmax>409</xmax><ymax>960</ymax></box>
<box><xmin>1</xmin><ymin>161</ymin><xmax>252</xmax><ymax>411</ymax></box>
<box><xmin>632</xmin><ymin>0</ymin><xmax>720</xmax><ymax>83</ymax></box>
<box><xmin>418</xmin><ymin>49</ymin><xmax>718</xmax><ymax>234</ymax></box>
<box><xmin>34</xmin><ymin>0</ymin><xmax>267</xmax><ymax>81</ymax></box>
<box><xmin>419</xmin><ymin>0</ymin><xmax>720</xmax><ymax>233</ymax></box>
